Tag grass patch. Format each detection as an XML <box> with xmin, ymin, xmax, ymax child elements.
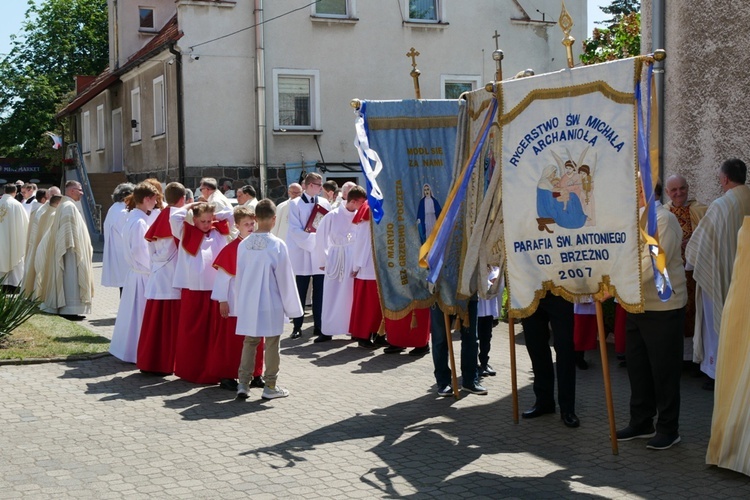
<box><xmin>0</xmin><ymin>314</ymin><xmax>110</xmax><ymax>360</ymax></box>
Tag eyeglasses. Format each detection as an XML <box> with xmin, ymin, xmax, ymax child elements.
<box><xmin>310</xmin><ymin>182</ymin><xmax>322</xmax><ymax>187</ymax></box>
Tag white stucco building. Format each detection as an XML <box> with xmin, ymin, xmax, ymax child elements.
<box><xmin>59</xmin><ymin>0</ymin><xmax>586</xmax><ymax>201</ymax></box>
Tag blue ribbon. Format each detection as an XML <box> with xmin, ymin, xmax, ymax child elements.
<box><xmin>425</xmin><ymin>98</ymin><xmax>498</xmax><ymax>284</ymax></box>
<box><xmin>635</xmin><ymin>63</ymin><xmax>672</xmax><ymax>301</ymax></box>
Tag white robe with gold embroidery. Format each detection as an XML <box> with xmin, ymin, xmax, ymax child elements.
<box><xmin>0</xmin><ymin>194</ymin><xmax>29</xmax><ymax>287</ymax></box>
<box><xmin>22</xmin><ymin>203</ymin><xmax>56</xmax><ymax>296</ymax></box>
<box><xmin>38</xmin><ymin>197</ymin><xmax>94</xmax><ymax>315</ymax></box>
<box><xmin>686</xmin><ymin>185</ymin><xmax>750</xmax><ymax>377</ymax></box>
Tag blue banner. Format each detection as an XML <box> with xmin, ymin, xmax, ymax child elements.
<box><xmin>355</xmin><ymin>100</ymin><xmax>459</xmax><ymax>317</ymax></box>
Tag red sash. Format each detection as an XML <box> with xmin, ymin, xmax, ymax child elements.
<box><xmin>144</xmin><ymin>207</ymin><xmax>178</xmax><ymax>245</ymax></box>
<box><xmin>212</xmin><ymin>237</ymin><xmax>241</xmax><ymax>276</ymax></box>
<box><xmin>181</xmin><ymin>219</ymin><xmax>230</xmax><ymax>256</ymax></box>
<box><xmin>352</xmin><ymin>201</ymin><xmax>370</xmax><ymax>224</ymax></box>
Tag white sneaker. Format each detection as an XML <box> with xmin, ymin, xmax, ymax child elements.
<box><xmin>262</xmin><ymin>386</ymin><xmax>290</xmax><ymax>400</ymax></box>
<box><xmin>236</xmin><ymin>383</ymin><xmax>250</xmax><ymax>399</ymax></box>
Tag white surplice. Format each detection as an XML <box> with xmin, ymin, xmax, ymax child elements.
<box><xmin>286</xmin><ymin>194</ymin><xmax>331</xmax><ymax>276</ymax></box>
<box><xmin>170</xmin><ymin>207</ymin><xmax>232</xmax><ymax>291</ymax></box>
<box><xmin>145</xmin><ymin>207</ymin><xmax>181</xmax><ymax>300</ymax></box>
<box><xmin>270</xmin><ymin>198</ymin><xmax>292</xmax><ymax>241</ymax></box>
<box><xmin>235</xmin><ymin>232</ymin><xmax>303</xmax><ymax>337</ymax></box>
<box><xmin>313</xmin><ymin>205</ymin><xmax>357</xmax><ymax>336</ymax></box>
<box><xmin>101</xmin><ymin>201</ymin><xmax>131</xmax><ymax>287</ymax></box>
<box><xmin>110</xmin><ymin>209</ymin><xmax>152</xmax><ymax>363</ymax></box>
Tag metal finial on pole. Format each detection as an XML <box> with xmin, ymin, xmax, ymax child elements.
<box><xmin>406</xmin><ymin>47</ymin><xmax>421</xmax><ymax>99</ymax></box>
<box><xmin>493</xmin><ymin>49</ymin><xmax>504</xmax><ymax>83</ymax></box>
<box><xmin>559</xmin><ymin>1</ymin><xmax>575</xmax><ymax>68</ymax></box>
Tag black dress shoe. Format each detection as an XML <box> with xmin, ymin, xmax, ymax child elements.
<box><xmin>313</xmin><ymin>334</ymin><xmax>332</xmax><ymax>343</ymax></box>
<box><xmin>561</xmin><ymin>412</ymin><xmax>580</xmax><ymax>428</ymax></box>
<box><xmin>290</xmin><ymin>328</ymin><xmax>302</xmax><ymax>339</ymax></box>
<box><xmin>383</xmin><ymin>345</ymin><xmax>405</xmax><ymax>354</ymax></box>
<box><xmin>521</xmin><ymin>404</ymin><xmax>556</xmax><ymax>419</ymax></box>
<box><xmin>408</xmin><ymin>345</ymin><xmax>430</xmax><ymax>356</ymax></box>
<box><xmin>480</xmin><ymin>364</ymin><xmax>497</xmax><ymax>377</ymax></box>
<box><xmin>358</xmin><ymin>339</ymin><xmax>378</xmax><ymax>349</ymax></box>
<box><xmin>373</xmin><ymin>334</ymin><xmax>389</xmax><ymax>346</ymax></box>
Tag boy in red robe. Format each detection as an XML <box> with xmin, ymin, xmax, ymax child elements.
<box><xmin>209</xmin><ymin>206</ymin><xmax>265</xmax><ymax>390</ymax></box>
<box><xmin>170</xmin><ymin>202</ymin><xmax>233</xmax><ymax>384</ymax></box>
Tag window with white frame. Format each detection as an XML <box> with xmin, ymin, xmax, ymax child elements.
<box><xmin>131</xmin><ymin>87</ymin><xmax>141</xmax><ymax>142</ymax></box>
<box><xmin>314</xmin><ymin>0</ymin><xmax>351</xmax><ymax>18</ymax></box>
<box><xmin>139</xmin><ymin>7</ymin><xmax>155</xmax><ymax>30</ymax></box>
<box><xmin>440</xmin><ymin>75</ymin><xmax>481</xmax><ymax>99</ymax></box>
<box><xmin>82</xmin><ymin>111</ymin><xmax>91</xmax><ymax>153</ymax></box>
<box><xmin>273</xmin><ymin>69</ymin><xmax>320</xmax><ymax>131</ymax></box>
<box><xmin>96</xmin><ymin>104</ymin><xmax>105</xmax><ymax>150</ymax></box>
<box><xmin>408</xmin><ymin>0</ymin><xmax>441</xmax><ymax>22</ymax></box>
<box><xmin>153</xmin><ymin>76</ymin><xmax>165</xmax><ymax>136</ymax></box>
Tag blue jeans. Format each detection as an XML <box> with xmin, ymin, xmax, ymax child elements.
<box><xmin>430</xmin><ymin>299</ymin><xmax>479</xmax><ymax>388</ymax></box>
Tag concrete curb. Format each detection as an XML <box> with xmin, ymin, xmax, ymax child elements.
<box><xmin>0</xmin><ymin>351</ymin><xmax>111</xmax><ymax>366</ymax></box>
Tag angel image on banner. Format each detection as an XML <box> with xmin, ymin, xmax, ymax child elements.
<box><xmin>536</xmin><ymin>147</ymin><xmax>597</xmax><ymax>231</ymax></box>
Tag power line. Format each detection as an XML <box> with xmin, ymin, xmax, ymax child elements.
<box><xmin>189</xmin><ymin>1</ymin><xmax>319</xmax><ymax>51</ymax></box>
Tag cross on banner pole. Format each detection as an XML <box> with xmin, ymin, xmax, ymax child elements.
<box><xmin>406</xmin><ymin>47</ymin><xmax>422</xmax><ymax>99</ymax></box>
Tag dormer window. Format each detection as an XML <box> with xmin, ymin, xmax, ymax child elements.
<box><xmin>139</xmin><ymin>7</ymin><xmax>155</xmax><ymax>31</ymax></box>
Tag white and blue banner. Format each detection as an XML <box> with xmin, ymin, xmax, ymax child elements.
<box><xmin>354</xmin><ymin>100</ymin><xmax>460</xmax><ymax>317</ymax></box>
<box><xmin>492</xmin><ymin>58</ymin><xmax>646</xmax><ymax>317</ymax></box>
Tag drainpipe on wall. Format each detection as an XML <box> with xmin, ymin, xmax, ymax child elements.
<box><xmin>255</xmin><ymin>0</ymin><xmax>268</xmax><ymax>198</ymax></box>
<box><xmin>652</xmin><ymin>0</ymin><xmax>665</xmax><ymax>186</ymax></box>
<box><xmin>168</xmin><ymin>43</ymin><xmax>186</xmax><ymax>184</ymax></box>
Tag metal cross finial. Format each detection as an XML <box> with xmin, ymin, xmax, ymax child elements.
<box><xmin>492</xmin><ymin>30</ymin><xmax>501</xmax><ymax>50</ymax></box>
<box><xmin>406</xmin><ymin>47</ymin><xmax>420</xmax><ymax>69</ymax></box>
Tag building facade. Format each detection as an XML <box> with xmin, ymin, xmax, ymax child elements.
<box><xmin>60</xmin><ymin>0</ymin><xmax>587</xmax><ymax>200</ymax></box>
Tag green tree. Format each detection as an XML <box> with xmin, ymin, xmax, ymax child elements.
<box><xmin>598</xmin><ymin>0</ymin><xmax>640</xmax><ymax>26</ymax></box>
<box><xmin>0</xmin><ymin>0</ymin><xmax>108</xmax><ymax>158</ymax></box>
<box><xmin>580</xmin><ymin>11</ymin><xmax>641</xmax><ymax>65</ymax></box>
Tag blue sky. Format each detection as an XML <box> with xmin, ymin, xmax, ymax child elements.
<box><xmin>0</xmin><ymin>1</ymin><xmax>613</xmax><ymax>60</ymax></box>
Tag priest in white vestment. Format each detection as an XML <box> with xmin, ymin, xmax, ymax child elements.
<box><xmin>706</xmin><ymin>216</ymin><xmax>750</xmax><ymax>475</ymax></box>
<box><xmin>21</xmin><ymin>187</ymin><xmax>61</xmax><ymax>296</ymax></box>
<box><xmin>686</xmin><ymin>159</ymin><xmax>750</xmax><ymax>381</ymax></box>
<box><xmin>270</xmin><ymin>183</ymin><xmax>302</xmax><ymax>240</ymax></box>
<box><xmin>312</xmin><ymin>186</ymin><xmax>366</xmax><ymax>341</ymax></box>
<box><xmin>0</xmin><ymin>184</ymin><xmax>29</xmax><ymax>289</ymax></box>
<box><xmin>110</xmin><ymin>183</ymin><xmax>159</xmax><ymax>363</ymax></box>
<box><xmin>38</xmin><ymin>181</ymin><xmax>94</xmax><ymax>318</ymax></box>
<box><xmin>101</xmin><ymin>183</ymin><xmax>134</xmax><ymax>289</ymax></box>
<box><xmin>237</xmin><ymin>185</ymin><xmax>259</xmax><ymax>210</ymax></box>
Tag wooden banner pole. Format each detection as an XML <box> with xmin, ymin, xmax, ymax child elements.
<box><xmin>508</xmin><ymin>313</ymin><xmax>519</xmax><ymax>424</ymax></box>
<box><xmin>444</xmin><ymin>312</ymin><xmax>460</xmax><ymax>399</ymax></box>
<box><xmin>595</xmin><ymin>300</ymin><xmax>619</xmax><ymax>455</ymax></box>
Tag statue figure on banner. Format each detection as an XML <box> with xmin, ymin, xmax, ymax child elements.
<box><xmin>417</xmin><ymin>183</ymin><xmax>442</xmax><ymax>244</ymax></box>
<box><xmin>536</xmin><ymin>148</ymin><xmax>595</xmax><ymax>231</ymax></box>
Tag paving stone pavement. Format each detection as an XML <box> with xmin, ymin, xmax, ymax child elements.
<box><xmin>2</xmin><ymin>249</ymin><xmax>750</xmax><ymax>499</ymax></box>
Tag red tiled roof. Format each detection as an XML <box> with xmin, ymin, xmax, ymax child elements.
<box><xmin>57</xmin><ymin>15</ymin><xmax>182</xmax><ymax>118</ymax></box>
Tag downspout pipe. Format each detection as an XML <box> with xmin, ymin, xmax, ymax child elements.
<box><xmin>169</xmin><ymin>42</ymin><xmax>186</xmax><ymax>184</ymax></box>
<box><xmin>652</xmin><ymin>0</ymin><xmax>665</xmax><ymax>186</ymax></box>
<box><xmin>255</xmin><ymin>0</ymin><xmax>268</xmax><ymax>198</ymax></box>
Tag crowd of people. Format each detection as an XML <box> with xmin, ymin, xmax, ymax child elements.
<box><xmin>2</xmin><ymin>159</ymin><xmax>749</xmax><ymax>471</ymax></box>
